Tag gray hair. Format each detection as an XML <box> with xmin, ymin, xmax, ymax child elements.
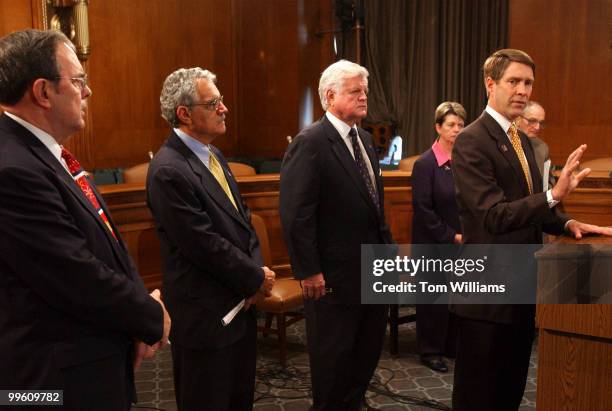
<box><xmin>160</xmin><ymin>67</ymin><xmax>216</xmax><ymax>127</ymax></box>
<box><xmin>318</xmin><ymin>59</ymin><xmax>369</xmax><ymax>111</ymax></box>
<box><xmin>523</xmin><ymin>100</ymin><xmax>544</xmax><ymax>115</ymax></box>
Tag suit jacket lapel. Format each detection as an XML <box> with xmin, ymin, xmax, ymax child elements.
<box><xmin>323</xmin><ymin>117</ymin><xmax>380</xmax><ymax>216</ymax></box>
<box><xmin>482</xmin><ymin>112</ymin><xmax>532</xmax><ymax>196</ymax></box>
<box><xmin>168</xmin><ymin>134</ymin><xmax>250</xmax><ymax>230</ymax></box>
<box><xmin>3</xmin><ymin>116</ymin><xmax>133</xmax><ymax>273</ymax></box>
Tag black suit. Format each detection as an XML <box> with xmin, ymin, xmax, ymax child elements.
<box><xmin>451</xmin><ymin>111</ymin><xmax>568</xmax><ymax>410</ymax></box>
<box><xmin>0</xmin><ymin>114</ymin><xmax>162</xmax><ymax>410</ymax></box>
<box><xmin>146</xmin><ymin>132</ymin><xmax>264</xmax><ymax>410</ymax></box>
<box><xmin>280</xmin><ymin>115</ymin><xmax>393</xmax><ymax>410</ymax></box>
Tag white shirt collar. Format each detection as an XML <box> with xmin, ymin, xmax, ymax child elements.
<box><xmin>485</xmin><ymin>105</ymin><xmax>513</xmax><ymax>135</ymax></box>
<box><xmin>325</xmin><ymin>111</ymin><xmax>357</xmax><ymax>140</ymax></box>
<box><xmin>4</xmin><ymin>111</ymin><xmax>64</xmax><ymax>163</ymax></box>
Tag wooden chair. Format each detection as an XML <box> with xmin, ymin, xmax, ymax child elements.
<box><xmin>398</xmin><ymin>155</ymin><xmax>420</xmax><ymax>172</ymax></box>
<box><xmin>123</xmin><ymin>162</ymin><xmax>150</xmax><ymax>184</ymax></box>
<box><xmin>228</xmin><ymin>162</ymin><xmax>256</xmax><ymax>177</ymax></box>
<box><xmin>251</xmin><ymin>213</ymin><xmax>304</xmax><ymax>367</ymax></box>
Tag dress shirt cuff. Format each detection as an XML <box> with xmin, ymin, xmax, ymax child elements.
<box><xmin>564</xmin><ymin>219</ymin><xmax>575</xmax><ymax>232</ymax></box>
<box><xmin>546</xmin><ymin>189</ymin><xmax>559</xmax><ymax>208</ymax></box>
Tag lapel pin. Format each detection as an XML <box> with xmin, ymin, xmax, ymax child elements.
<box><xmin>500</xmin><ymin>144</ymin><xmax>508</xmax><ymax>152</ymax></box>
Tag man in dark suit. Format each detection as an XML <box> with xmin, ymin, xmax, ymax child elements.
<box><xmin>147</xmin><ymin>67</ymin><xmax>275</xmax><ymax>411</ymax></box>
<box><xmin>451</xmin><ymin>48</ymin><xmax>612</xmax><ymax>411</ymax></box>
<box><xmin>280</xmin><ymin>60</ymin><xmax>394</xmax><ymax>411</ymax></box>
<box><xmin>0</xmin><ymin>29</ymin><xmax>169</xmax><ymax>410</ymax></box>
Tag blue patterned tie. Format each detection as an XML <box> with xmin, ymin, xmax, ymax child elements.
<box><xmin>349</xmin><ymin>128</ymin><xmax>380</xmax><ymax>213</ymax></box>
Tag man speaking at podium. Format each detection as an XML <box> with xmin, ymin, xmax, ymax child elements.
<box><xmin>451</xmin><ymin>48</ymin><xmax>612</xmax><ymax>411</ymax></box>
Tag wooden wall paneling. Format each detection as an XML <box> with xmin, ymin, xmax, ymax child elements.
<box><xmin>235</xmin><ymin>0</ymin><xmax>335</xmax><ymax>159</ymax></box>
<box><xmin>0</xmin><ymin>1</ymin><xmax>33</xmax><ymax>35</ymax></box>
<box><xmin>83</xmin><ymin>0</ymin><xmax>238</xmax><ymax>170</ymax></box>
<box><xmin>235</xmin><ymin>0</ymin><xmax>300</xmax><ymax>158</ymax></box>
<box><xmin>509</xmin><ymin>0</ymin><xmax>612</xmax><ymax>165</ymax></box>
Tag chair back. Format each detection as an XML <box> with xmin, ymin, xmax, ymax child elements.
<box><xmin>398</xmin><ymin>155</ymin><xmax>420</xmax><ymax>172</ymax></box>
<box><xmin>251</xmin><ymin>213</ymin><xmax>272</xmax><ymax>267</ymax></box>
<box><xmin>123</xmin><ymin>162</ymin><xmax>150</xmax><ymax>184</ymax></box>
<box><xmin>228</xmin><ymin>162</ymin><xmax>256</xmax><ymax>177</ymax></box>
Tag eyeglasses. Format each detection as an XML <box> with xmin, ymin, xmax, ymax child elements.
<box><xmin>520</xmin><ymin>115</ymin><xmax>546</xmax><ymax>128</ymax></box>
<box><xmin>189</xmin><ymin>95</ymin><xmax>224</xmax><ymax>111</ymax></box>
<box><xmin>54</xmin><ymin>74</ymin><xmax>89</xmax><ymax>92</ymax></box>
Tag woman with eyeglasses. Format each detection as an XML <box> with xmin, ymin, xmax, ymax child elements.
<box><xmin>411</xmin><ymin>101</ymin><xmax>466</xmax><ymax>373</ymax></box>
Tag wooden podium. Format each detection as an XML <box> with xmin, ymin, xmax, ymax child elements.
<box><xmin>536</xmin><ymin>236</ymin><xmax>612</xmax><ymax>410</ymax></box>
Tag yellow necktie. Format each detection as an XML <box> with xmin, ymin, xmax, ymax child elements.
<box><xmin>509</xmin><ymin>123</ymin><xmax>533</xmax><ymax>194</ymax></box>
<box><xmin>208</xmin><ymin>152</ymin><xmax>238</xmax><ymax>210</ymax></box>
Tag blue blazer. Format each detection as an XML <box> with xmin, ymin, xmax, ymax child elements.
<box><xmin>411</xmin><ymin>147</ymin><xmax>461</xmax><ymax>244</ymax></box>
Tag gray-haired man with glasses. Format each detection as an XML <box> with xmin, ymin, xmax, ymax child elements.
<box><xmin>147</xmin><ymin>67</ymin><xmax>275</xmax><ymax>410</ymax></box>
<box><xmin>517</xmin><ymin>101</ymin><xmax>552</xmax><ymax>189</ymax></box>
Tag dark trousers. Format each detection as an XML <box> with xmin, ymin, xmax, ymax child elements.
<box><xmin>61</xmin><ymin>348</ymin><xmax>132</xmax><ymax>411</ymax></box>
<box><xmin>452</xmin><ymin>316</ymin><xmax>535</xmax><ymax>411</ymax></box>
<box><xmin>171</xmin><ymin>315</ymin><xmax>257</xmax><ymax>411</ymax></box>
<box><xmin>304</xmin><ymin>300</ymin><xmax>388</xmax><ymax>411</ymax></box>
<box><xmin>416</xmin><ymin>304</ymin><xmax>457</xmax><ymax>357</ymax></box>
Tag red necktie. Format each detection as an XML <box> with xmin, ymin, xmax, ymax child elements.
<box><xmin>61</xmin><ymin>147</ymin><xmax>117</xmax><ymax>240</ymax></box>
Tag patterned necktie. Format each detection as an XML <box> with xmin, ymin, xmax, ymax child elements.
<box><xmin>348</xmin><ymin>128</ymin><xmax>380</xmax><ymax>212</ymax></box>
<box><xmin>61</xmin><ymin>147</ymin><xmax>117</xmax><ymax>239</ymax></box>
<box><xmin>209</xmin><ymin>151</ymin><xmax>238</xmax><ymax>210</ymax></box>
<box><xmin>508</xmin><ymin>123</ymin><xmax>533</xmax><ymax>194</ymax></box>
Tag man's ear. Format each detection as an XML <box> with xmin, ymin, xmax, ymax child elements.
<box><xmin>31</xmin><ymin>79</ymin><xmax>52</xmax><ymax>109</ymax></box>
<box><xmin>326</xmin><ymin>89</ymin><xmax>335</xmax><ymax>107</ymax></box>
<box><xmin>484</xmin><ymin>76</ymin><xmax>495</xmax><ymax>96</ymax></box>
<box><xmin>175</xmin><ymin>105</ymin><xmax>191</xmax><ymax>125</ymax></box>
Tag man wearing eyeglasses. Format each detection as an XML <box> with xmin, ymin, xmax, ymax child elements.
<box><xmin>517</xmin><ymin>101</ymin><xmax>551</xmax><ymax>188</ymax></box>
<box><xmin>147</xmin><ymin>67</ymin><xmax>275</xmax><ymax>410</ymax></box>
<box><xmin>0</xmin><ymin>29</ymin><xmax>169</xmax><ymax>410</ymax></box>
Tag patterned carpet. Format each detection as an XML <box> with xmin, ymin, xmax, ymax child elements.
<box><xmin>133</xmin><ymin>309</ymin><xmax>538</xmax><ymax>411</ymax></box>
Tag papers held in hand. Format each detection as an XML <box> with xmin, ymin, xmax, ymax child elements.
<box><xmin>221</xmin><ymin>299</ymin><xmax>245</xmax><ymax>326</ymax></box>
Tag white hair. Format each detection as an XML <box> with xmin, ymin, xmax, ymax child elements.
<box><xmin>523</xmin><ymin>100</ymin><xmax>544</xmax><ymax>116</ymax></box>
<box><xmin>318</xmin><ymin>60</ymin><xmax>369</xmax><ymax>111</ymax></box>
<box><xmin>160</xmin><ymin>67</ymin><xmax>216</xmax><ymax>127</ymax></box>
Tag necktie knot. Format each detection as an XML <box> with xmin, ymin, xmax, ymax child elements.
<box><xmin>348</xmin><ymin>127</ymin><xmax>357</xmax><ymax>142</ymax></box>
<box><xmin>61</xmin><ymin>147</ymin><xmax>83</xmax><ymax>175</ymax></box>
<box><xmin>60</xmin><ymin>146</ymin><xmax>117</xmax><ymax>240</ymax></box>
<box><xmin>209</xmin><ymin>151</ymin><xmax>238</xmax><ymax>210</ymax></box>
<box><xmin>347</xmin><ymin>128</ymin><xmax>380</xmax><ymax>213</ymax></box>
<box><xmin>508</xmin><ymin>123</ymin><xmax>533</xmax><ymax>194</ymax></box>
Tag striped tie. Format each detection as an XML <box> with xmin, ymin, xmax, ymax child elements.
<box><xmin>508</xmin><ymin>123</ymin><xmax>533</xmax><ymax>194</ymax></box>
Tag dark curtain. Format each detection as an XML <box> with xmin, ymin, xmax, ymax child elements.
<box><xmin>363</xmin><ymin>0</ymin><xmax>508</xmax><ymax>157</ymax></box>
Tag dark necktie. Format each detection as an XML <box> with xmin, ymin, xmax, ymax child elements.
<box><xmin>348</xmin><ymin>128</ymin><xmax>380</xmax><ymax>212</ymax></box>
<box><xmin>61</xmin><ymin>147</ymin><xmax>117</xmax><ymax>240</ymax></box>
